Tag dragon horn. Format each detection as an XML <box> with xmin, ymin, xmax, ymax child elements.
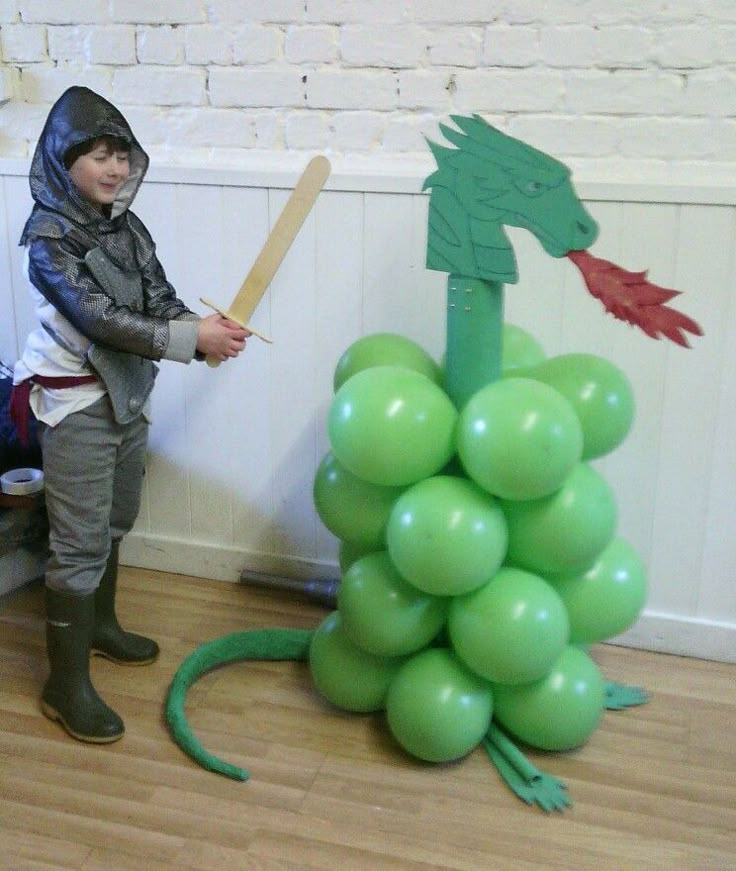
<box><xmin>425</xmin><ymin>135</ymin><xmax>456</xmax><ymax>167</ymax></box>
<box><xmin>439</xmin><ymin>122</ymin><xmax>506</xmax><ymax>165</ymax></box>
<box><xmin>450</xmin><ymin>113</ymin><xmax>497</xmax><ymax>142</ymax></box>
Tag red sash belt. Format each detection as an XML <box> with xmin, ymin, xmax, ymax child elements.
<box><xmin>9</xmin><ymin>374</ymin><xmax>99</xmax><ymax>447</ymax></box>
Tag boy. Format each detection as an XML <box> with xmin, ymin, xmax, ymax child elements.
<box><xmin>11</xmin><ymin>86</ymin><xmax>250</xmax><ymax>743</ymax></box>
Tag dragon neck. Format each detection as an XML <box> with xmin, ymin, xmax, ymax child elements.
<box><xmin>426</xmin><ymin>187</ymin><xmax>518</xmax><ymax>283</ymax></box>
<box><xmin>445</xmin><ymin>275</ymin><xmax>504</xmax><ymax>409</ymax></box>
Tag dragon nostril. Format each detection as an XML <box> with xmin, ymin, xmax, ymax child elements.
<box><xmin>577</xmin><ymin>221</ymin><xmax>591</xmax><ymax>235</ymax></box>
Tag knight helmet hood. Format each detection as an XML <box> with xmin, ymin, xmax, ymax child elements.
<box><xmin>24</xmin><ymin>86</ymin><xmax>149</xmax><ymax>230</ymax></box>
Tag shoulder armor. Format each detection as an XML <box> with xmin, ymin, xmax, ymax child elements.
<box><xmin>125</xmin><ymin>210</ymin><xmax>157</xmax><ymax>266</ymax></box>
<box><xmin>19</xmin><ymin>209</ymin><xmax>72</xmax><ymax>244</ymax></box>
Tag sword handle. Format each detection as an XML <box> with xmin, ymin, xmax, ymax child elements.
<box><xmin>199</xmin><ymin>297</ymin><xmax>272</xmax><ymax>368</ymax></box>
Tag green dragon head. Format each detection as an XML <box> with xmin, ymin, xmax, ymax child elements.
<box><xmin>424</xmin><ymin>115</ymin><xmax>599</xmax><ymax>283</ymax></box>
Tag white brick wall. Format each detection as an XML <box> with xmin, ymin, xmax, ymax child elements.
<box><xmin>137</xmin><ymin>26</ymin><xmax>185</xmax><ymax>66</ymax></box>
<box><xmin>209</xmin><ymin>67</ymin><xmax>304</xmax><ymax>108</ymax></box>
<box><xmin>110</xmin><ymin>0</ymin><xmax>203</xmax><ymax>26</ymax></box>
<box><xmin>0</xmin><ymin>64</ymin><xmax>17</xmax><ymax>103</ymax></box>
<box><xmin>113</xmin><ymin>66</ymin><xmax>205</xmax><ymax>106</ymax></box>
<box><xmin>2</xmin><ymin>21</ymin><xmax>45</xmax><ymax>61</ymax></box>
<box><xmin>306</xmin><ymin>69</ymin><xmax>397</xmax><ymax>110</ymax></box>
<box><xmin>0</xmin><ymin>0</ymin><xmax>734</xmax><ymax>167</ymax></box>
<box><xmin>483</xmin><ymin>26</ymin><xmax>538</xmax><ymax>68</ymax></box>
<box><xmin>429</xmin><ymin>27</ymin><xmax>483</xmax><ymax>68</ymax></box>
<box><xmin>285</xmin><ymin>26</ymin><xmax>338</xmax><ymax>64</ymax></box>
<box><xmin>210</xmin><ymin>0</ymin><xmax>305</xmax><ymax>24</ymax></box>
<box><xmin>231</xmin><ymin>26</ymin><xmax>282</xmax><ymax>65</ymax></box>
<box><xmin>339</xmin><ymin>26</ymin><xmax>426</xmax><ymax>68</ymax></box>
<box><xmin>19</xmin><ymin>1</ymin><xmax>109</xmax><ymax>25</ymax></box>
<box><xmin>184</xmin><ymin>25</ymin><xmax>232</xmax><ymax>66</ymax></box>
<box><xmin>285</xmin><ymin>110</ymin><xmax>329</xmax><ymax>149</ymax></box>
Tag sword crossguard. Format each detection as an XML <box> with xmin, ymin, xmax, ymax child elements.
<box><xmin>199</xmin><ymin>297</ymin><xmax>272</xmax><ymax>368</ymax></box>
<box><xmin>200</xmin><ymin>297</ymin><xmax>273</xmax><ymax>341</ymax></box>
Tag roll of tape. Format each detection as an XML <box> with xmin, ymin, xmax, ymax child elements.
<box><xmin>0</xmin><ymin>467</ymin><xmax>44</xmax><ymax>496</ymax></box>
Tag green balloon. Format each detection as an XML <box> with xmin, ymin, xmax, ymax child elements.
<box><xmin>387</xmin><ymin>476</ymin><xmax>508</xmax><ymax>596</ymax></box>
<box><xmin>314</xmin><ymin>452</ymin><xmax>405</xmax><ymax>548</ymax></box>
<box><xmin>328</xmin><ymin>366</ymin><xmax>457</xmax><ymax>487</ymax></box>
<box><xmin>333</xmin><ymin>333</ymin><xmax>442</xmax><ymax>392</ymax></box>
<box><xmin>457</xmin><ymin>377</ymin><xmax>583</xmax><ymax>501</ymax></box>
<box><xmin>309</xmin><ymin>611</ymin><xmax>406</xmax><ymax>713</ymax></box>
<box><xmin>338</xmin><ymin>539</ymin><xmax>379</xmax><ymax>573</ymax></box>
<box><xmin>386</xmin><ymin>647</ymin><xmax>494</xmax><ymax>762</ymax></box>
<box><xmin>501</xmin><ymin>323</ymin><xmax>546</xmax><ymax>374</ymax></box>
<box><xmin>448</xmin><ymin>567</ymin><xmax>569</xmax><ymax>684</ymax></box>
<box><xmin>547</xmin><ymin>537</ymin><xmax>647</xmax><ymax>644</ymax></box>
<box><xmin>527</xmin><ymin>353</ymin><xmax>635</xmax><ymax>460</ymax></box>
<box><xmin>502</xmin><ymin>463</ymin><xmax>617</xmax><ymax>575</ymax></box>
<box><xmin>338</xmin><ymin>552</ymin><xmax>448</xmax><ymax>657</ymax></box>
<box><xmin>492</xmin><ymin>645</ymin><xmax>605</xmax><ymax>751</ymax></box>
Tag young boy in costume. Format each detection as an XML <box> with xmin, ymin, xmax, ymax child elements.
<box><xmin>11</xmin><ymin>86</ymin><xmax>250</xmax><ymax>743</ymax></box>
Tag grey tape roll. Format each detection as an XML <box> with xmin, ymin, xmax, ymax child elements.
<box><xmin>0</xmin><ymin>467</ymin><xmax>44</xmax><ymax>496</ymax></box>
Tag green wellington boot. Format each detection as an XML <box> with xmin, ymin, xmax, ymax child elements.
<box><xmin>91</xmin><ymin>539</ymin><xmax>160</xmax><ymax>665</ymax></box>
<box><xmin>41</xmin><ymin>587</ymin><xmax>124</xmax><ymax>743</ymax></box>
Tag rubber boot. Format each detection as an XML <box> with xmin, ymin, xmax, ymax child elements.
<box><xmin>41</xmin><ymin>588</ymin><xmax>124</xmax><ymax>743</ymax></box>
<box><xmin>91</xmin><ymin>539</ymin><xmax>159</xmax><ymax>665</ymax></box>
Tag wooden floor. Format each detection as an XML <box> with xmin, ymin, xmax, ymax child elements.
<box><xmin>0</xmin><ymin>566</ymin><xmax>734</xmax><ymax>870</ymax></box>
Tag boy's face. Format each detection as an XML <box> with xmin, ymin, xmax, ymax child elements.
<box><xmin>68</xmin><ymin>141</ymin><xmax>130</xmax><ymax>210</ymax></box>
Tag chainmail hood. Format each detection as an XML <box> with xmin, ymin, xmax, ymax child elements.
<box><xmin>20</xmin><ymin>87</ymin><xmax>151</xmax><ymax>268</ymax></box>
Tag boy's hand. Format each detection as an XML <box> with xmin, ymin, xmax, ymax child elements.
<box><xmin>196</xmin><ymin>314</ymin><xmax>250</xmax><ymax>361</ymax></box>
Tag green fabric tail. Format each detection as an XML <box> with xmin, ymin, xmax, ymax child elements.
<box><xmin>166</xmin><ymin>628</ymin><xmax>314</xmax><ymax>781</ymax></box>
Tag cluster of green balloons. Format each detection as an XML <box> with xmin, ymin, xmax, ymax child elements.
<box><xmin>310</xmin><ymin>328</ymin><xmax>647</xmax><ymax>763</ymax></box>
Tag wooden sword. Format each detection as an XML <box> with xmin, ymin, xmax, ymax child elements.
<box><xmin>200</xmin><ymin>154</ymin><xmax>331</xmax><ymax>367</ymax></box>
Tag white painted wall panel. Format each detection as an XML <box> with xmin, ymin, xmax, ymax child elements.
<box><xmin>602</xmin><ymin>203</ymin><xmax>679</xmax><ymax>572</ymax></box>
<box><xmin>0</xmin><ymin>178</ymin><xmax>18</xmax><ymax>365</ymax></box>
<box><xmin>698</xmin><ymin>252</ymin><xmax>736</xmax><ymax>625</ymax></box>
<box><xmin>1</xmin><ymin>176</ymin><xmax>34</xmax><ymax>363</ymax></box>
<box><xmin>267</xmin><ymin>186</ymin><xmax>320</xmax><ymax>561</ymax></box>
<box><xmin>218</xmin><ymin>186</ymin><xmax>275</xmax><ymax>559</ymax></box>
<box><xmin>648</xmin><ymin>206</ymin><xmax>733</xmax><ymax>618</ymax></box>
<box><xmin>1</xmin><ymin>160</ymin><xmax>733</xmax><ymax>660</ymax></box>
<box><xmin>313</xmin><ymin>191</ymin><xmax>365</xmax><ymax>561</ymax></box>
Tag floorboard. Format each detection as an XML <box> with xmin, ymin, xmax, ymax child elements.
<box><xmin>1</xmin><ymin>567</ymin><xmax>734</xmax><ymax>870</ymax></box>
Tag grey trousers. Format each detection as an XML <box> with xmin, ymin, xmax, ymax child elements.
<box><xmin>39</xmin><ymin>395</ymin><xmax>148</xmax><ymax>593</ymax></box>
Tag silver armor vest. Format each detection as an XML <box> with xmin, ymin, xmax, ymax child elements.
<box><xmin>83</xmin><ymin>246</ymin><xmax>157</xmax><ymax>424</ymax></box>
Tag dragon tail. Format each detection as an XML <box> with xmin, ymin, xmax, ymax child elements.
<box><xmin>166</xmin><ymin>628</ymin><xmax>314</xmax><ymax>781</ymax></box>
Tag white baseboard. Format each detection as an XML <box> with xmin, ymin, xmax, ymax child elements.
<box><xmin>121</xmin><ymin>532</ymin><xmax>736</xmax><ymax>664</ymax></box>
<box><xmin>120</xmin><ymin>531</ymin><xmax>339</xmax><ymax>585</ymax></box>
<box><xmin>610</xmin><ymin>612</ymin><xmax>736</xmax><ymax>664</ymax></box>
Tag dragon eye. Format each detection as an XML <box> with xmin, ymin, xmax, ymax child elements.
<box><xmin>514</xmin><ymin>178</ymin><xmax>547</xmax><ymax>198</ymax></box>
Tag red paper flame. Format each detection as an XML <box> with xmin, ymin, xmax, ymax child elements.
<box><xmin>567</xmin><ymin>249</ymin><xmax>703</xmax><ymax>348</ymax></box>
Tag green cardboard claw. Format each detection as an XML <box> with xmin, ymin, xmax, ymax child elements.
<box><xmin>482</xmin><ymin>738</ymin><xmax>536</xmax><ymax>806</ymax></box>
<box><xmin>604</xmin><ymin>681</ymin><xmax>651</xmax><ymax>710</ymax></box>
<box><xmin>483</xmin><ymin>723</ymin><xmax>573</xmax><ymax>813</ymax></box>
